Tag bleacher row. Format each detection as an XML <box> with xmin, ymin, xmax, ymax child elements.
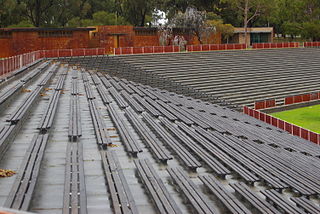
<box><xmin>59</xmin><ymin>55</ymin><xmax>218</xmax><ymax>106</ymax></box>
<box><xmin>60</xmin><ymin>48</ymin><xmax>320</xmax><ymax>110</ymax></box>
<box><xmin>0</xmin><ymin>56</ymin><xmax>320</xmax><ymax>214</ymax></box>
<box><xmin>91</xmin><ymin>70</ymin><xmax>320</xmax><ymax>213</ymax></box>
<box><xmin>0</xmin><ymin>61</ymin><xmax>58</xmax><ymax>158</ymax></box>
<box><xmin>79</xmin><ymin>67</ymin><xmax>320</xmax><ymax>213</ymax></box>
<box><xmin>0</xmin><ymin>62</ymin><xmax>68</xmax><ymax>210</ymax></box>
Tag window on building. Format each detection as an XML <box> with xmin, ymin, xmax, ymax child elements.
<box><xmin>172</xmin><ymin>28</ymin><xmax>192</xmax><ymax>34</ymax></box>
<box><xmin>38</xmin><ymin>31</ymin><xmax>73</xmax><ymax>38</ymax></box>
<box><xmin>0</xmin><ymin>31</ymin><xmax>12</xmax><ymax>38</ymax></box>
<box><xmin>134</xmin><ymin>28</ymin><xmax>157</xmax><ymax>36</ymax></box>
<box><xmin>250</xmin><ymin>33</ymin><xmax>270</xmax><ymax>45</ymax></box>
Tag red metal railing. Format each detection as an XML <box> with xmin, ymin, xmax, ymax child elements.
<box><xmin>304</xmin><ymin>42</ymin><xmax>320</xmax><ymax>47</ymax></box>
<box><xmin>114</xmin><ymin>43</ymin><xmax>300</xmax><ymax>55</ymax></box>
<box><xmin>186</xmin><ymin>44</ymin><xmax>246</xmax><ymax>52</ymax></box>
<box><xmin>252</xmin><ymin>42</ymin><xmax>299</xmax><ymax>49</ymax></box>
<box><xmin>254</xmin><ymin>91</ymin><xmax>320</xmax><ymax>110</ymax></box>
<box><xmin>1</xmin><ymin>42</ymin><xmax>319</xmax><ymax>77</ymax></box>
<box><xmin>114</xmin><ymin>46</ymin><xmax>180</xmax><ymax>55</ymax></box>
<box><xmin>0</xmin><ymin>51</ymin><xmax>42</xmax><ymax>77</ymax></box>
<box><xmin>284</xmin><ymin>92</ymin><xmax>320</xmax><ymax>105</ymax></box>
<box><xmin>114</xmin><ymin>44</ymin><xmax>247</xmax><ymax>55</ymax></box>
<box><xmin>254</xmin><ymin>99</ymin><xmax>276</xmax><ymax>110</ymax></box>
<box><xmin>0</xmin><ymin>48</ymin><xmax>106</xmax><ymax>77</ymax></box>
<box><xmin>244</xmin><ymin>105</ymin><xmax>320</xmax><ymax>144</ymax></box>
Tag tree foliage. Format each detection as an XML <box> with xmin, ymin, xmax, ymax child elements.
<box><xmin>275</xmin><ymin>0</ymin><xmax>320</xmax><ymax>41</ymax></box>
<box><xmin>0</xmin><ymin>0</ymin><xmax>320</xmax><ymax>41</ymax></box>
<box><xmin>168</xmin><ymin>7</ymin><xmax>217</xmax><ymax>44</ymax></box>
<box><xmin>221</xmin><ymin>0</ymin><xmax>276</xmax><ymax>46</ymax></box>
<box><xmin>207</xmin><ymin>19</ymin><xmax>234</xmax><ymax>43</ymax></box>
<box><xmin>67</xmin><ymin>11</ymin><xmax>128</xmax><ymax>27</ymax></box>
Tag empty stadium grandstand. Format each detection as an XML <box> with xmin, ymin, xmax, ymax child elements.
<box><xmin>0</xmin><ymin>48</ymin><xmax>320</xmax><ymax>214</ymax></box>
<box><xmin>63</xmin><ymin>48</ymin><xmax>320</xmax><ymax>110</ymax></box>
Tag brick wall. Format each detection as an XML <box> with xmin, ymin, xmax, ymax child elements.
<box><xmin>0</xmin><ymin>30</ymin><xmax>91</xmax><ymax>57</ymax></box>
<box><xmin>0</xmin><ymin>38</ymin><xmax>12</xmax><ymax>58</ymax></box>
<box><xmin>95</xmin><ymin>26</ymin><xmax>221</xmax><ymax>53</ymax></box>
<box><xmin>93</xmin><ymin>25</ymin><xmax>134</xmax><ymax>53</ymax></box>
<box><xmin>0</xmin><ymin>25</ymin><xmax>222</xmax><ymax>57</ymax></box>
<box><xmin>133</xmin><ymin>35</ymin><xmax>160</xmax><ymax>47</ymax></box>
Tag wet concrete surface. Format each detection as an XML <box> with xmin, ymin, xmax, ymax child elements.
<box><xmin>0</xmin><ymin>62</ymin><xmax>319</xmax><ymax>214</ymax></box>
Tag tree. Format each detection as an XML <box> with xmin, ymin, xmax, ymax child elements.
<box><xmin>297</xmin><ymin>0</ymin><xmax>320</xmax><ymax>41</ymax></box>
<box><xmin>67</xmin><ymin>11</ymin><xmax>127</xmax><ymax>27</ymax></box>
<box><xmin>8</xmin><ymin>20</ymin><xmax>34</xmax><ymax>28</ymax></box>
<box><xmin>92</xmin><ymin>11</ymin><xmax>127</xmax><ymax>25</ymax></box>
<box><xmin>168</xmin><ymin>7</ymin><xmax>216</xmax><ymax>44</ymax></box>
<box><xmin>274</xmin><ymin>0</ymin><xmax>320</xmax><ymax>41</ymax></box>
<box><xmin>161</xmin><ymin>0</ymin><xmax>220</xmax><ymax>20</ymax></box>
<box><xmin>207</xmin><ymin>19</ymin><xmax>234</xmax><ymax>43</ymax></box>
<box><xmin>160</xmin><ymin>0</ymin><xmax>190</xmax><ymax>20</ymax></box>
<box><xmin>281</xmin><ymin>21</ymin><xmax>302</xmax><ymax>39</ymax></box>
<box><xmin>122</xmin><ymin>0</ymin><xmax>158</xmax><ymax>26</ymax></box>
<box><xmin>222</xmin><ymin>0</ymin><xmax>275</xmax><ymax>46</ymax></box>
<box><xmin>302</xmin><ymin>21</ymin><xmax>320</xmax><ymax>41</ymax></box>
<box><xmin>0</xmin><ymin>0</ymin><xmax>20</xmax><ymax>27</ymax></box>
<box><xmin>21</xmin><ymin>0</ymin><xmax>57</xmax><ymax>27</ymax></box>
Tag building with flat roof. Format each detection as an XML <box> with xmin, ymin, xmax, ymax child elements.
<box><xmin>0</xmin><ymin>27</ymin><xmax>95</xmax><ymax>58</ymax></box>
<box><xmin>0</xmin><ymin>25</ymin><xmax>223</xmax><ymax>57</ymax></box>
<box><xmin>229</xmin><ymin>27</ymin><xmax>274</xmax><ymax>45</ymax></box>
<box><xmin>90</xmin><ymin>25</ymin><xmax>221</xmax><ymax>53</ymax></box>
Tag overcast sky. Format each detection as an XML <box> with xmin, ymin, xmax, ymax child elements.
<box><xmin>154</xmin><ymin>10</ymin><xmax>168</xmax><ymax>25</ymax></box>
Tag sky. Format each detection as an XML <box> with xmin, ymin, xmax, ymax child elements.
<box><xmin>154</xmin><ymin>10</ymin><xmax>168</xmax><ymax>26</ymax></box>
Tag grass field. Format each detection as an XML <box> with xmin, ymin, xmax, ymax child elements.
<box><xmin>271</xmin><ymin>104</ymin><xmax>320</xmax><ymax>133</ymax></box>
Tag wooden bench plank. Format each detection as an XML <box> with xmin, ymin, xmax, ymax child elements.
<box><xmin>261</xmin><ymin>190</ymin><xmax>306</xmax><ymax>214</ymax></box>
<box><xmin>133</xmin><ymin>94</ymin><xmax>160</xmax><ymax>117</ymax></box>
<box><xmin>71</xmin><ymin>78</ymin><xmax>79</xmax><ymax>95</ymax></box>
<box><xmin>159</xmin><ymin>117</ymin><xmax>231</xmax><ymax>175</ymax></box>
<box><xmin>156</xmin><ymin>100</ymin><xmax>194</xmax><ymax>125</ymax></box>
<box><xmin>6</xmin><ymin>86</ymin><xmax>43</xmax><ymax>124</ymax></box>
<box><xmin>87</xmin><ymin>99</ymin><xmax>112</xmax><ymax>148</ymax></box>
<box><xmin>195</xmin><ymin>128</ymin><xmax>287</xmax><ymax>188</ymax></box>
<box><xmin>109</xmin><ymin>88</ymin><xmax>128</xmax><ymax>109</ymax></box>
<box><xmin>230</xmin><ymin>182</ymin><xmax>281</xmax><ymax>214</ymax></box>
<box><xmin>142</xmin><ymin>112</ymin><xmax>201</xmax><ymax>170</ymax></box>
<box><xmin>101</xmin><ymin>151</ymin><xmax>139</xmax><ymax>214</ymax></box>
<box><xmin>178</xmin><ymin>122</ymin><xmax>258</xmax><ymax>182</ymax></box>
<box><xmin>240</xmin><ymin>140</ymin><xmax>318</xmax><ymax>195</ymax></box>
<box><xmin>63</xmin><ymin>142</ymin><xmax>87</xmax><ymax>214</ymax></box>
<box><xmin>0</xmin><ymin>125</ymin><xmax>17</xmax><ymax>159</ymax></box>
<box><xmin>38</xmin><ymin>90</ymin><xmax>61</xmax><ymax>132</ymax></box>
<box><xmin>125</xmin><ymin>109</ymin><xmax>172</xmax><ymax>162</ymax></box>
<box><xmin>83</xmin><ymin>81</ymin><xmax>95</xmax><ymax>100</ymax></box>
<box><xmin>54</xmin><ymin>70</ymin><xmax>67</xmax><ymax>91</ymax></box>
<box><xmin>167</xmin><ymin>167</ymin><xmax>217</xmax><ymax>214</ymax></box>
<box><xmin>68</xmin><ymin>96</ymin><xmax>82</xmax><ymax>140</ymax></box>
<box><xmin>5</xmin><ymin>134</ymin><xmax>49</xmax><ymax>211</ymax></box>
<box><xmin>121</xmin><ymin>91</ymin><xmax>145</xmax><ymax>113</ymax></box>
<box><xmin>134</xmin><ymin>159</ymin><xmax>182</xmax><ymax>214</ymax></box>
<box><xmin>199</xmin><ymin>175</ymin><xmax>252</xmax><ymax>214</ymax></box>
<box><xmin>291</xmin><ymin>197</ymin><xmax>320</xmax><ymax>214</ymax></box>
<box><xmin>107</xmin><ymin>104</ymin><xmax>142</xmax><ymax>155</ymax></box>
<box><xmin>144</xmin><ymin>97</ymin><xmax>177</xmax><ymax>121</ymax></box>
<box><xmin>96</xmin><ymin>84</ymin><xmax>113</xmax><ymax>104</ymax></box>
<box><xmin>119</xmin><ymin>82</ymin><xmax>135</xmax><ymax>94</ymax></box>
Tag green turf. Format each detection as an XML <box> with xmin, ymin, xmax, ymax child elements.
<box><xmin>271</xmin><ymin>104</ymin><xmax>320</xmax><ymax>133</ymax></box>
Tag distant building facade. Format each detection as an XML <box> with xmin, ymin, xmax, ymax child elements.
<box><xmin>229</xmin><ymin>27</ymin><xmax>274</xmax><ymax>45</ymax></box>
<box><xmin>0</xmin><ymin>28</ymin><xmax>94</xmax><ymax>58</ymax></box>
<box><xmin>0</xmin><ymin>26</ymin><xmax>276</xmax><ymax>58</ymax></box>
<box><xmin>0</xmin><ymin>25</ymin><xmax>222</xmax><ymax>57</ymax></box>
<box><xmin>90</xmin><ymin>25</ymin><xmax>222</xmax><ymax>53</ymax></box>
